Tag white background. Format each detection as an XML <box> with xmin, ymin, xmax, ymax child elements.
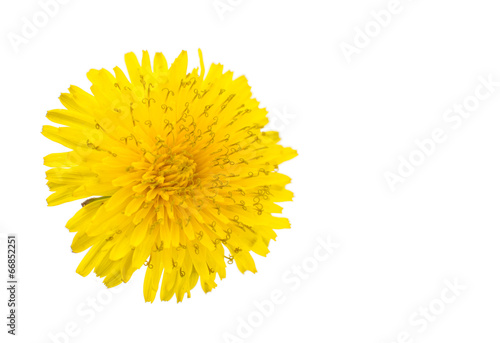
<box><xmin>1</xmin><ymin>0</ymin><xmax>500</xmax><ymax>342</ymax></box>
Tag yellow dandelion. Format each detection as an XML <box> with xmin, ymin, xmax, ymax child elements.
<box><xmin>42</xmin><ymin>50</ymin><xmax>297</xmax><ymax>302</ymax></box>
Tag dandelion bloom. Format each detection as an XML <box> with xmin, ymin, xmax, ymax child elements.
<box><xmin>42</xmin><ymin>50</ymin><xmax>297</xmax><ymax>302</ymax></box>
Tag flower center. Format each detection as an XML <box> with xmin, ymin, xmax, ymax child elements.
<box><xmin>134</xmin><ymin>148</ymin><xmax>198</xmax><ymax>200</ymax></box>
<box><xmin>150</xmin><ymin>153</ymin><xmax>195</xmax><ymax>188</ymax></box>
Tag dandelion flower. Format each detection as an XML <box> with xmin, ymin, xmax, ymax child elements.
<box><xmin>42</xmin><ymin>50</ymin><xmax>297</xmax><ymax>302</ymax></box>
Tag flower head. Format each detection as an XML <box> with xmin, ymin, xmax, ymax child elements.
<box><xmin>42</xmin><ymin>50</ymin><xmax>297</xmax><ymax>302</ymax></box>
